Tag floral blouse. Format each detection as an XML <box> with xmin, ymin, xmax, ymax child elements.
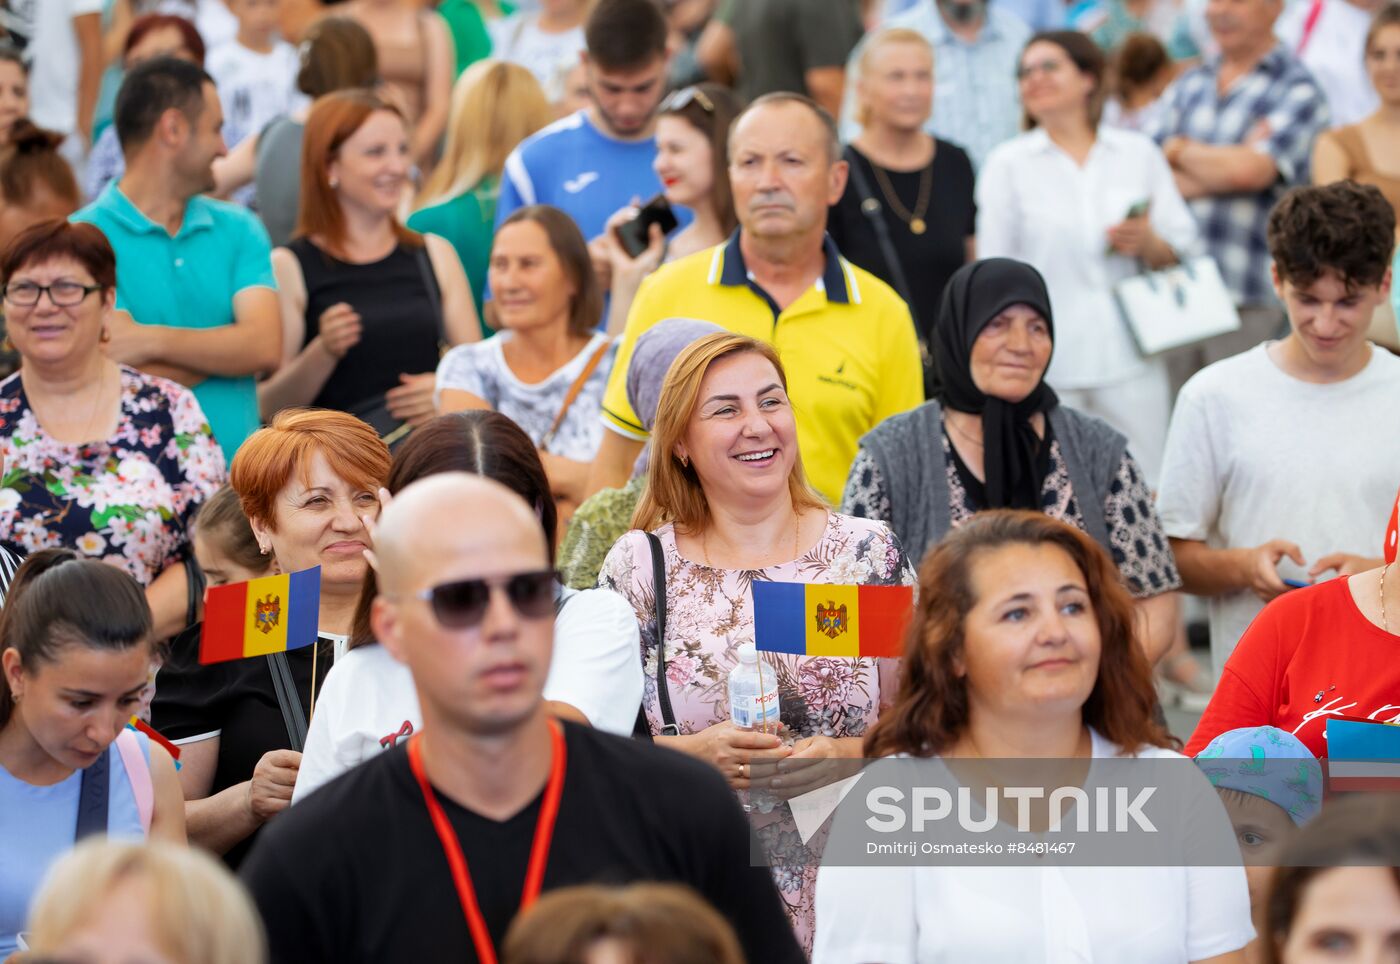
<box><xmin>0</xmin><ymin>367</ymin><xmax>226</xmax><ymax>585</ymax></box>
<box><xmin>598</xmin><ymin>511</ymin><xmax>916</xmax><ymax>953</ymax></box>
<box><xmin>842</xmin><ymin>430</ymin><xmax>1181</xmax><ymax>598</ymax></box>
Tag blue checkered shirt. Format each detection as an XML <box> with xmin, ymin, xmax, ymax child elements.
<box><xmin>1146</xmin><ymin>45</ymin><xmax>1329</xmax><ymax>306</ymax></box>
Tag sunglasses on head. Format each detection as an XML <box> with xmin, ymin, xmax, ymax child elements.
<box><xmin>413</xmin><ymin>569</ymin><xmax>558</xmax><ymax>629</ymax></box>
<box><xmin>660</xmin><ymin>85</ymin><xmax>715</xmax><ymax>115</ymax></box>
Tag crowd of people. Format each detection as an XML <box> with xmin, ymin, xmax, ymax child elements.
<box><xmin>2</xmin><ymin>0</ymin><xmax>1400</xmax><ymax>961</ymax></box>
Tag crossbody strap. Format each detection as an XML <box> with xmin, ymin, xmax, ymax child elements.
<box><xmin>267</xmin><ymin>651</ymin><xmax>309</xmax><ymax>752</ymax></box>
<box><xmin>114</xmin><ymin>729</ymin><xmax>153</xmax><ymax>834</ymax></box>
<box><xmin>414</xmin><ymin>244</ymin><xmax>446</xmax><ymax>345</ymax></box>
<box><xmin>75</xmin><ymin>746</ymin><xmax>111</xmax><ymax>841</ymax></box>
<box><xmin>646</xmin><ymin>531</ymin><xmax>680</xmax><ymax>737</ymax></box>
<box><xmin>541</xmin><ymin>338</ymin><xmax>612</xmax><ymax>452</ymax></box>
<box><xmin>844</xmin><ymin>146</ymin><xmax>917</xmax><ymax>309</ymax></box>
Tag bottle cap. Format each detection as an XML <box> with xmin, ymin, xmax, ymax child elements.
<box><xmin>737</xmin><ymin>642</ymin><xmax>757</xmax><ymax>663</ymax></box>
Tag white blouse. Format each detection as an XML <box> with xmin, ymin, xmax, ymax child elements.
<box><xmin>976</xmin><ymin>126</ymin><xmax>1200</xmax><ymax>390</ymax></box>
<box><xmin>811</xmin><ymin>729</ymin><xmax>1254</xmax><ymax>963</ymax></box>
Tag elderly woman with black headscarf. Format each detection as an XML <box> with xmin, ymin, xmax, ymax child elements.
<box><xmin>842</xmin><ymin>257</ymin><xmax>1181</xmax><ymax>662</ymax></box>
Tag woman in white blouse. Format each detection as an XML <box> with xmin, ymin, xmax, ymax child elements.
<box><xmin>976</xmin><ymin>30</ymin><xmax>1197</xmax><ymax>486</ymax></box>
<box><xmin>812</xmin><ymin>511</ymin><xmax>1252</xmax><ymax>963</ymax></box>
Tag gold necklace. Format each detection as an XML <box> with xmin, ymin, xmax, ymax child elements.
<box><xmin>868</xmin><ymin>155</ymin><xmax>933</xmax><ymax>235</ymax></box>
<box><xmin>26</xmin><ymin>363</ymin><xmax>110</xmax><ymax>444</ymax></box>
<box><xmin>945</xmin><ymin>412</ymin><xmax>984</xmax><ymax>448</ymax></box>
<box><xmin>702</xmin><ymin>510</ymin><xmax>802</xmax><ymax>569</ymax></box>
<box><xmin>1382</xmin><ymin>563</ymin><xmax>1391</xmax><ymax>633</ymax></box>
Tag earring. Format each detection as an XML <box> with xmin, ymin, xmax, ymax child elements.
<box><xmin>100</xmin><ymin>328</ymin><xmax>111</xmax><ymax>344</ymax></box>
<box><xmin>679</xmin><ymin>454</ymin><xmax>689</xmax><ymax>468</ymax></box>
<box><xmin>329</xmin><ymin>176</ymin><xmax>339</xmax><ymax>189</ymax></box>
<box><xmin>259</xmin><ymin>543</ymin><xmax>270</xmax><ymax>555</ymax></box>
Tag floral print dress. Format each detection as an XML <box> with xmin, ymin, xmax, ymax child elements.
<box><xmin>598</xmin><ymin>511</ymin><xmax>916</xmax><ymax>953</ymax></box>
<box><xmin>0</xmin><ymin>367</ymin><xmax>225</xmax><ymax>585</ymax></box>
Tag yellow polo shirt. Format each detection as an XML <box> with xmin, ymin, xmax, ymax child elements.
<box><xmin>601</xmin><ymin>233</ymin><xmax>923</xmax><ymax>503</ymax></box>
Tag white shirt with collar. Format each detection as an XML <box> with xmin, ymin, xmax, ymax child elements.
<box><xmin>975</xmin><ymin>125</ymin><xmax>1200</xmax><ymax>389</ymax></box>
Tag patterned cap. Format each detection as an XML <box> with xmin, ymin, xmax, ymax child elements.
<box><xmin>1194</xmin><ymin>726</ymin><xmax>1323</xmax><ymax>827</ymax></box>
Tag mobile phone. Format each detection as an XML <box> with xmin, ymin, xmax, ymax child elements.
<box><xmin>1283</xmin><ymin>578</ymin><xmax>1312</xmax><ymax>589</ymax></box>
<box><xmin>1125</xmin><ymin>199</ymin><xmax>1150</xmax><ymax>219</ymax></box>
<box><xmin>616</xmin><ymin>194</ymin><xmax>679</xmax><ymax>258</ymax></box>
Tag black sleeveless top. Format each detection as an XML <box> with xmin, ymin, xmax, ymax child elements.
<box><xmin>288</xmin><ymin>238</ymin><xmax>442</xmax><ymax>413</ymax></box>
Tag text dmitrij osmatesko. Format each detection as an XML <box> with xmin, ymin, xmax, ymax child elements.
<box><xmin>866</xmin><ymin>841</ymin><xmax>1080</xmax><ymax>856</ymax></box>
<box><xmin>863</xmin><ymin>785</ymin><xmax>1159</xmax><ymax>834</ymax></box>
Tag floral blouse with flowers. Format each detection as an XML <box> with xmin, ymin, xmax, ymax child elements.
<box><xmin>0</xmin><ymin>367</ymin><xmax>226</xmax><ymax>585</ymax></box>
<box><xmin>598</xmin><ymin>511</ymin><xmax>916</xmax><ymax>954</ymax></box>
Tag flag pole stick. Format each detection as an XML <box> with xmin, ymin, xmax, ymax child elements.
<box><xmin>309</xmin><ymin>637</ymin><xmax>320</xmax><ymax>722</ymax></box>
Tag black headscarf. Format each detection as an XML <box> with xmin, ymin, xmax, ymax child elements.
<box><xmin>933</xmin><ymin>258</ymin><xmax>1059</xmax><ymax>511</ymax></box>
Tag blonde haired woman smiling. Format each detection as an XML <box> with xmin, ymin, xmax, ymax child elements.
<box><xmin>598</xmin><ymin>331</ymin><xmax>914</xmax><ymax>953</ymax></box>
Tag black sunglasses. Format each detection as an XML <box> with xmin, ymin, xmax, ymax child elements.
<box><xmin>412</xmin><ymin>569</ymin><xmax>558</xmax><ymax>629</ymax></box>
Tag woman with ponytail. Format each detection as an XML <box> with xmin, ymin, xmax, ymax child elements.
<box><xmin>0</xmin><ymin>549</ymin><xmax>185</xmax><ymax>959</ymax></box>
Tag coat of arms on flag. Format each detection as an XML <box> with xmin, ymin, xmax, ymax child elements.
<box><xmin>815</xmin><ymin>602</ymin><xmax>848</xmax><ymax>639</ymax></box>
<box><xmin>255</xmin><ymin>594</ymin><xmax>281</xmax><ymax>634</ymax></box>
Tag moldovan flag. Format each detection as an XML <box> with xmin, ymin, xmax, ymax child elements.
<box><xmin>1325</xmin><ymin>717</ymin><xmax>1400</xmax><ymax>793</ymax></box>
<box><xmin>199</xmin><ymin>567</ymin><xmax>320</xmax><ymax>664</ymax></box>
<box><xmin>752</xmin><ymin>582</ymin><xmax>913</xmax><ymax>658</ymax></box>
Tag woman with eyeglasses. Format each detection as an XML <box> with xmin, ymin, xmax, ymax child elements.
<box><xmin>148</xmin><ymin>409</ymin><xmax>391</xmax><ymax>868</ymax></box>
<box><xmin>597</xmin><ymin>82</ymin><xmax>744</xmax><ymax>334</ymax></box>
<box><xmin>291</xmin><ymin>410</ymin><xmax>643</xmax><ymax>803</ymax></box>
<box><xmin>0</xmin><ymin>220</ymin><xmax>223</xmax><ymax>644</ymax></box>
<box><xmin>828</xmin><ymin>27</ymin><xmax>975</xmax><ymax>398</ymax></box>
<box><xmin>976</xmin><ymin>29</ymin><xmax>1197</xmax><ymax>487</ymax></box>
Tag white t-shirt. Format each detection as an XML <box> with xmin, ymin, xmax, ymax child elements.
<box><xmin>1157</xmin><ymin>342</ymin><xmax>1400</xmax><ymax>670</ymax></box>
<box><xmin>976</xmin><ymin>126</ymin><xmax>1200</xmax><ymax>390</ymax></box>
<box><xmin>291</xmin><ymin>587</ymin><xmax>643</xmax><ymax>803</ymax></box>
<box><xmin>811</xmin><ymin>730</ymin><xmax>1255</xmax><ymax>963</ymax></box>
<box><xmin>27</xmin><ymin>0</ymin><xmax>103</xmax><ymax>137</ymax></box>
<box><xmin>435</xmin><ymin>331</ymin><xmax>616</xmax><ymax>462</ymax></box>
<box><xmin>206</xmin><ymin>40</ymin><xmax>306</xmax><ymax>151</ymax></box>
<box><xmin>489</xmin><ymin>14</ymin><xmax>585</xmax><ymax>101</ymax></box>
<box><xmin>1276</xmin><ymin>0</ymin><xmax>1377</xmax><ymax>127</ymax></box>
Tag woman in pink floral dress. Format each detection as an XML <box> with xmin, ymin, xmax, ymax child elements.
<box><xmin>0</xmin><ymin>221</ymin><xmax>224</xmax><ymax>639</ymax></box>
<box><xmin>599</xmin><ymin>333</ymin><xmax>915</xmax><ymax>953</ymax></box>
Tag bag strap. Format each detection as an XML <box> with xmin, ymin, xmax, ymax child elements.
<box><xmin>115</xmin><ymin>729</ymin><xmax>153</xmax><ymax>834</ymax></box>
<box><xmin>414</xmin><ymin>244</ymin><xmax>446</xmax><ymax>344</ymax></box>
<box><xmin>646</xmin><ymin>531</ymin><xmax>680</xmax><ymax>737</ymax></box>
<box><xmin>75</xmin><ymin>745</ymin><xmax>111</xmax><ymax>841</ymax></box>
<box><xmin>540</xmin><ymin>338</ymin><xmax>612</xmax><ymax>452</ymax></box>
<box><xmin>267</xmin><ymin>652</ymin><xmax>309</xmax><ymax>752</ymax></box>
<box><xmin>844</xmin><ymin>145</ymin><xmax>917</xmax><ymax>309</ymax></box>
<box><xmin>184</xmin><ymin>556</ymin><xmax>205</xmax><ymax>631</ymax></box>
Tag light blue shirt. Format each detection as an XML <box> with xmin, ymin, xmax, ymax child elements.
<box><xmin>885</xmin><ymin>0</ymin><xmax>1061</xmax><ymax>29</ymax></box>
<box><xmin>842</xmin><ymin>1</ymin><xmax>1032</xmax><ymax>169</ymax></box>
<box><xmin>0</xmin><ymin>734</ymin><xmax>150</xmax><ymax>958</ymax></box>
<box><xmin>73</xmin><ymin>184</ymin><xmax>276</xmax><ymax>458</ymax></box>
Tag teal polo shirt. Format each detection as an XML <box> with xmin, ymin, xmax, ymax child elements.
<box><xmin>74</xmin><ymin>184</ymin><xmax>276</xmax><ymax>457</ymax></box>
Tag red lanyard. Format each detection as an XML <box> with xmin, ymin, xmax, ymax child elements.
<box><xmin>407</xmin><ymin>719</ymin><xmax>567</xmax><ymax>964</ymax></box>
<box><xmin>1296</xmin><ymin>0</ymin><xmax>1324</xmax><ymax>56</ymax></box>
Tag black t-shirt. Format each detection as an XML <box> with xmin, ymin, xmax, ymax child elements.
<box><xmin>151</xmin><ymin>633</ymin><xmax>336</xmax><ymax>868</ymax></box>
<box><xmin>240</xmin><ymin>721</ymin><xmax>805</xmax><ymax>964</ymax></box>
<box><xmin>828</xmin><ymin>141</ymin><xmax>977</xmax><ymax>395</ymax></box>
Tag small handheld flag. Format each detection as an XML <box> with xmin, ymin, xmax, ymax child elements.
<box><xmin>752</xmin><ymin>582</ymin><xmax>913</xmax><ymax>658</ymax></box>
<box><xmin>1325</xmin><ymin>717</ymin><xmax>1400</xmax><ymax>792</ymax></box>
<box><xmin>199</xmin><ymin>567</ymin><xmax>320</xmax><ymax>664</ymax></box>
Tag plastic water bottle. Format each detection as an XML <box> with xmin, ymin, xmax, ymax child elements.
<box><xmin>730</xmin><ymin>644</ymin><xmax>781</xmax><ymax>813</ymax></box>
<box><xmin>729</xmin><ymin>643</ymin><xmax>781</xmax><ymax>732</ymax></box>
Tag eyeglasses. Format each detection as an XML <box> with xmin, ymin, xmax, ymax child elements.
<box><xmin>660</xmin><ymin>86</ymin><xmax>715</xmax><ymax>115</ymax></box>
<box><xmin>412</xmin><ymin>569</ymin><xmax>558</xmax><ymax>629</ymax></box>
<box><xmin>1</xmin><ymin>280</ymin><xmax>104</xmax><ymax>308</ymax></box>
<box><xmin>1016</xmin><ymin>59</ymin><xmax>1066</xmax><ymax>80</ymax></box>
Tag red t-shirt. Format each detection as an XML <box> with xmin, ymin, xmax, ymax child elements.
<box><xmin>1185</xmin><ymin>576</ymin><xmax>1400</xmax><ymax>759</ymax></box>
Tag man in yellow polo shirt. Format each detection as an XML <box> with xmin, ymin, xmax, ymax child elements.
<box><xmin>588</xmin><ymin>93</ymin><xmax>922</xmax><ymax>504</ymax></box>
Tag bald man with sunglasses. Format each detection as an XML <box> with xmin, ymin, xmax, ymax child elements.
<box><xmin>241</xmin><ymin>474</ymin><xmax>803</xmax><ymax>964</ymax></box>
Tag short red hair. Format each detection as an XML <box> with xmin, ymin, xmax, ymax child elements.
<box><xmin>230</xmin><ymin>409</ymin><xmax>390</xmax><ymax>530</ymax></box>
<box><xmin>294</xmin><ymin>90</ymin><xmax>421</xmax><ymax>258</ymax></box>
<box><xmin>1</xmin><ymin>219</ymin><xmax>115</xmax><ymax>289</ymax></box>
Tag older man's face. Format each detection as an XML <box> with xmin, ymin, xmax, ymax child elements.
<box><xmin>728</xmin><ymin>102</ymin><xmax>847</xmax><ymax>243</ymax></box>
<box><xmin>1206</xmin><ymin>0</ymin><xmax>1281</xmax><ymax>54</ymax></box>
